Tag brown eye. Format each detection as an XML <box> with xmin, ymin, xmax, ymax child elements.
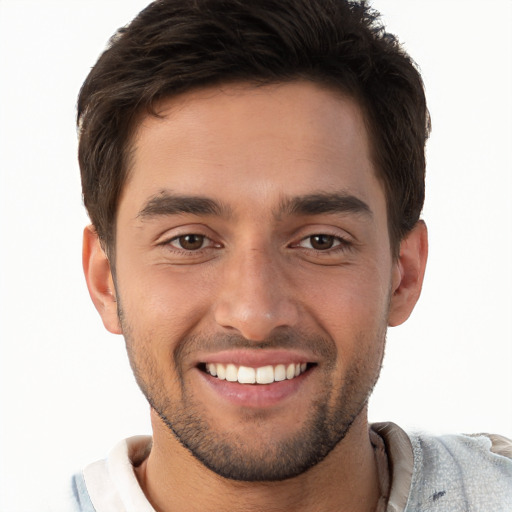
<box><xmin>309</xmin><ymin>234</ymin><xmax>335</xmax><ymax>250</ymax></box>
<box><xmin>175</xmin><ymin>234</ymin><xmax>205</xmax><ymax>250</ymax></box>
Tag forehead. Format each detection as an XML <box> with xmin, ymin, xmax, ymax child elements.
<box><xmin>121</xmin><ymin>81</ymin><xmax>385</xmax><ymax>221</ymax></box>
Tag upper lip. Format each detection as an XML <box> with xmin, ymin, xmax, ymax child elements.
<box><xmin>194</xmin><ymin>349</ymin><xmax>318</xmax><ymax>367</ymax></box>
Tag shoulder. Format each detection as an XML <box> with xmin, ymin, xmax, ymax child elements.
<box><xmin>406</xmin><ymin>431</ymin><xmax>512</xmax><ymax>511</ymax></box>
<box><xmin>67</xmin><ymin>436</ymin><xmax>153</xmax><ymax>512</ymax></box>
<box><xmin>372</xmin><ymin>422</ymin><xmax>512</xmax><ymax>511</ymax></box>
<box><xmin>69</xmin><ymin>471</ymin><xmax>96</xmax><ymax>512</ymax></box>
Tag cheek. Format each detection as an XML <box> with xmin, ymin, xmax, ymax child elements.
<box><xmin>116</xmin><ymin>262</ymin><xmax>215</xmax><ymax>344</ymax></box>
<box><xmin>302</xmin><ymin>266</ymin><xmax>391</xmax><ymax>328</ymax></box>
<box><xmin>295</xmin><ymin>262</ymin><xmax>392</xmax><ymax>367</ymax></box>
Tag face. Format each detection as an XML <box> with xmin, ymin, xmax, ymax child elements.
<box><xmin>92</xmin><ymin>81</ymin><xmax>410</xmax><ymax>481</ymax></box>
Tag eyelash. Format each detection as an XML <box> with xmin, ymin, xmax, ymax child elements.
<box><xmin>295</xmin><ymin>234</ymin><xmax>349</xmax><ymax>251</ymax></box>
<box><xmin>162</xmin><ymin>233</ymin><xmax>351</xmax><ymax>255</ymax></box>
<box><xmin>165</xmin><ymin>234</ymin><xmax>218</xmax><ymax>252</ymax></box>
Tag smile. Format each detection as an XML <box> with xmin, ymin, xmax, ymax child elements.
<box><xmin>203</xmin><ymin>362</ymin><xmax>310</xmax><ymax>384</ymax></box>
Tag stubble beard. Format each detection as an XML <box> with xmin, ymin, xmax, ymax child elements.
<box><xmin>121</xmin><ymin>320</ymin><xmax>387</xmax><ymax>482</ymax></box>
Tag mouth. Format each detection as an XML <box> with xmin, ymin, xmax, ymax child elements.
<box><xmin>198</xmin><ymin>362</ymin><xmax>315</xmax><ymax>385</ymax></box>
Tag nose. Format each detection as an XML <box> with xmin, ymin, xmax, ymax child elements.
<box><xmin>213</xmin><ymin>245</ymin><xmax>299</xmax><ymax>341</ymax></box>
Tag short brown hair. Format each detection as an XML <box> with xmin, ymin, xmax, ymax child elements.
<box><xmin>78</xmin><ymin>0</ymin><xmax>430</xmax><ymax>256</ymax></box>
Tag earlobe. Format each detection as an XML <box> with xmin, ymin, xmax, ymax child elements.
<box><xmin>82</xmin><ymin>226</ymin><xmax>122</xmax><ymax>334</ymax></box>
<box><xmin>388</xmin><ymin>221</ymin><xmax>428</xmax><ymax>327</ymax></box>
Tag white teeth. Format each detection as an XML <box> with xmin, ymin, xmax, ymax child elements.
<box><xmin>238</xmin><ymin>366</ymin><xmax>256</xmax><ymax>384</ymax></box>
<box><xmin>256</xmin><ymin>365</ymin><xmax>274</xmax><ymax>384</ymax></box>
<box><xmin>274</xmin><ymin>364</ymin><xmax>286</xmax><ymax>382</ymax></box>
<box><xmin>205</xmin><ymin>362</ymin><xmax>309</xmax><ymax>384</ymax></box>
<box><xmin>226</xmin><ymin>364</ymin><xmax>238</xmax><ymax>382</ymax></box>
<box><xmin>216</xmin><ymin>364</ymin><xmax>226</xmax><ymax>380</ymax></box>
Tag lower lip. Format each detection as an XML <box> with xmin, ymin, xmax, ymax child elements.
<box><xmin>196</xmin><ymin>368</ymin><xmax>312</xmax><ymax>408</ymax></box>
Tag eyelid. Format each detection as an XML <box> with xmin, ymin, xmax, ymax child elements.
<box><xmin>154</xmin><ymin>223</ymin><xmax>219</xmax><ymax>244</ymax></box>
<box><xmin>167</xmin><ymin>233</ymin><xmax>220</xmax><ymax>251</ymax></box>
<box><xmin>152</xmin><ymin>226</ymin><xmax>223</xmax><ymax>261</ymax></box>
<box><xmin>289</xmin><ymin>224</ymin><xmax>353</xmax><ymax>243</ymax></box>
<box><xmin>286</xmin><ymin>224</ymin><xmax>358</xmax><ymax>261</ymax></box>
<box><xmin>296</xmin><ymin>234</ymin><xmax>345</xmax><ymax>250</ymax></box>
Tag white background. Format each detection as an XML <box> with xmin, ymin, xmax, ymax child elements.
<box><xmin>0</xmin><ymin>1</ymin><xmax>510</xmax><ymax>510</ymax></box>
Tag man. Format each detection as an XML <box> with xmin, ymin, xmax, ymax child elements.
<box><xmin>72</xmin><ymin>0</ymin><xmax>512</xmax><ymax>511</ymax></box>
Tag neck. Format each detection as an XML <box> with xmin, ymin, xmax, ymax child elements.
<box><xmin>135</xmin><ymin>408</ymin><xmax>380</xmax><ymax>512</ymax></box>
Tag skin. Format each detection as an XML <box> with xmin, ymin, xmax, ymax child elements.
<box><xmin>83</xmin><ymin>81</ymin><xmax>428</xmax><ymax>512</ymax></box>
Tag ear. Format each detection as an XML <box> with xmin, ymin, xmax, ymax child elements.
<box><xmin>82</xmin><ymin>225</ymin><xmax>122</xmax><ymax>334</ymax></box>
<box><xmin>388</xmin><ymin>221</ymin><xmax>428</xmax><ymax>327</ymax></box>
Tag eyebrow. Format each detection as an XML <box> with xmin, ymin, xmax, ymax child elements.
<box><xmin>137</xmin><ymin>192</ymin><xmax>231</xmax><ymax>219</ymax></box>
<box><xmin>136</xmin><ymin>191</ymin><xmax>372</xmax><ymax>221</ymax></box>
<box><xmin>278</xmin><ymin>192</ymin><xmax>373</xmax><ymax>219</ymax></box>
